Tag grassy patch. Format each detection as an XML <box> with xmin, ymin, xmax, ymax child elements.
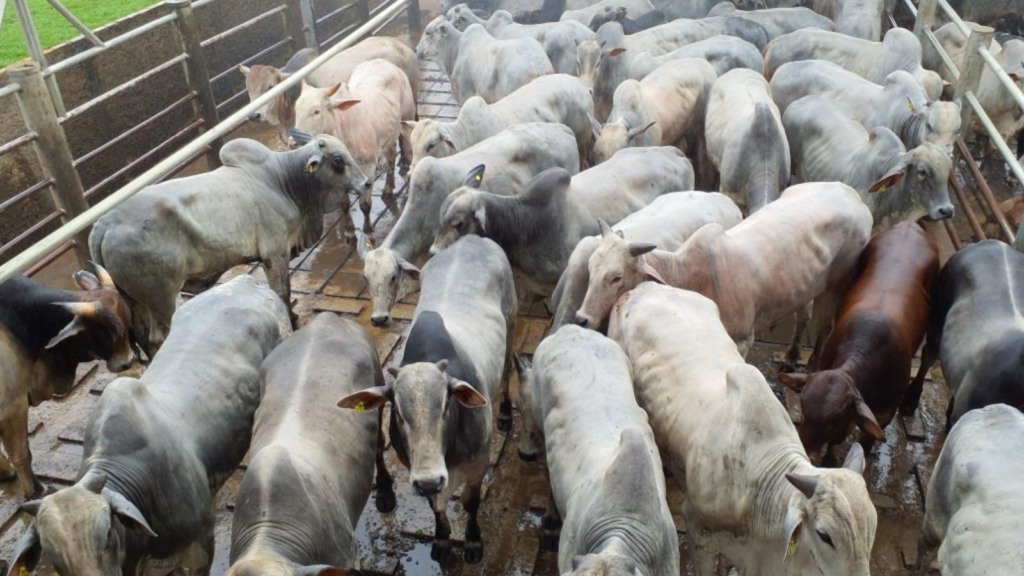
<box><xmin>1</xmin><ymin>0</ymin><xmax>157</xmax><ymax>67</ymax></box>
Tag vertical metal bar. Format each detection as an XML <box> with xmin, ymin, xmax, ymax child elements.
<box><xmin>11</xmin><ymin>0</ymin><xmax>67</xmax><ymax>115</ymax></box>
<box><xmin>300</xmin><ymin>0</ymin><xmax>319</xmax><ymax>48</ymax></box>
<box><xmin>167</xmin><ymin>0</ymin><xmax>223</xmax><ymax>169</ymax></box>
<box><xmin>7</xmin><ymin>62</ymin><xmax>90</xmax><ymax>266</ymax></box>
<box><xmin>285</xmin><ymin>0</ymin><xmax>317</xmax><ymax>49</ymax></box>
<box><xmin>356</xmin><ymin>0</ymin><xmax>371</xmax><ymax>23</ymax></box>
<box><xmin>408</xmin><ymin>0</ymin><xmax>422</xmax><ymax>33</ymax></box>
<box><xmin>954</xmin><ymin>23</ymin><xmax>994</xmax><ymax>133</ymax></box>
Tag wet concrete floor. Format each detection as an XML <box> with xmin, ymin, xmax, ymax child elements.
<box><xmin>1</xmin><ymin>4</ymin><xmax>1009</xmax><ymax>574</ymax></box>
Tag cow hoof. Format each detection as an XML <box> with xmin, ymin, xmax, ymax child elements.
<box><xmin>375</xmin><ymin>486</ymin><xmax>397</xmax><ymax>514</ymax></box>
<box><xmin>430</xmin><ymin>539</ymin><xmax>452</xmax><ymax>563</ymax></box>
<box><xmin>898</xmin><ymin>400</ymin><xmax>919</xmax><ymax>417</ymax></box>
<box><xmin>464</xmin><ymin>541</ymin><xmax>484</xmax><ymax>564</ymax></box>
<box><xmin>517</xmin><ymin>447</ymin><xmax>538</xmax><ymax>462</ymax></box>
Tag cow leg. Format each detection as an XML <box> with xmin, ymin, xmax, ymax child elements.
<box><xmin>786</xmin><ymin>304</ymin><xmax>811</xmax><ymax>368</ymax></box>
<box><xmin>337</xmin><ymin>195</ymin><xmax>356</xmax><ymax>243</ymax></box>
<box><xmin>383</xmin><ymin>151</ymin><xmax>397</xmax><ymax>202</ymax></box>
<box><xmin>462</xmin><ymin>482</ymin><xmax>484</xmax><ymax>564</ymax></box>
<box><xmin>682</xmin><ymin>501</ymin><xmax>718</xmax><ymax>576</ymax></box>
<box><xmin>398</xmin><ymin>131</ymin><xmax>412</xmax><ymax>178</ymax></box>
<box><xmin>428</xmin><ymin>494</ymin><xmax>453</xmax><ymax>563</ymax></box>
<box><xmin>540</xmin><ymin>482</ymin><xmax>562</xmax><ymax>550</ymax></box>
<box><xmin>374</xmin><ymin>410</ymin><xmax>397</xmax><ymax>513</ymax></box>
<box><xmin>1</xmin><ymin>398</ymin><xmax>44</xmax><ymax>497</ymax></box>
<box><xmin>359</xmin><ymin>187</ymin><xmax>374</xmax><ymax>237</ymax></box>
<box><xmin>900</xmin><ymin>337</ymin><xmax>938</xmax><ymax>416</ymax></box>
<box><xmin>263</xmin><ymin>255</ymin><xmax>296</xmax><ymax>329</ymax></box>
<box><xmin>496</xmin><ymin>349</ymin><xmax>513</xmax><ymax>434</ymax></box>
<box><xmin>807</xmin><ymin>295</ymin><xmax>837</xmax><ymax>371</ymax></box>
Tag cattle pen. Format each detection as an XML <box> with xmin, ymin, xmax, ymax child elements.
<box><xmin>0</xmin><ymin>0</ymin><xmax>1022</xmax><ymax>574</ymax></box>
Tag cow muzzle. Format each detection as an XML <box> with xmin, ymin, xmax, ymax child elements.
<box><xmin>930</xmin><ymin>204</ymin><xmax>954</xmax><ymax>221</ymax></box>
<box><xmin>412</xmin><ymin>474</ymin><xmax>446</xmax><ymax>496</ymax></box>
<box><xmin>247</xmin><ymin>111</ymin><xmax>263</xmax><ymax>122</ymax></box>
<box><xmin>574</xmin><ymin>313</ymin><xmax>592</xmax><ymax>329</ymax></box>
<box><xmin>370</xmin><ymin>313</ymin><xmax>391</xmax><ymax>326</ymax></box>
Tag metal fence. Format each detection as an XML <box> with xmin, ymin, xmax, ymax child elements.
<box><xmin>900</xmin><ymin>0</ymin><xmax>1024</xmax><ymax>249</ymax></box>
<box><xmin>0</xmin><ymin>0</ymin><xmax>421</xmax><ymax>280</ymax></box>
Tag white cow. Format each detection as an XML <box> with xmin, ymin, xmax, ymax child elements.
<box><xmin>609</xmin><ymin>283</ymin><xmax>877</xmax><ymax>576</ymax></box>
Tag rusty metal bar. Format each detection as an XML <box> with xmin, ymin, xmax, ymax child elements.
<box><xmin>74</xmin><ymin>92</ymin><xmax>197</xmax><ymax>168</ymax></box>
<box><xmin>0</xmin><ymin>180</ymin><xmax>54</xmax><ymax>214</ymax></box>
<box><xmin>943</xmin><ymin>219</ymin><xmax>962</xmax><ymax>250</ymax></box>
<box><xmin>83</xmin><ymin>120</ymin><xmax>204</xmax><ymax>200</ymax></box>
<box><xmin>25</xmin><ymin>240</ymin><xmax>77</xmax><ymax>278</ymax></box>
<box><xmin>317</xmin><ymin>2</ymin><xmax>355</xmax><ymax>26</ymax></box>
<box><xmin>955</xmin><ymin>138</ymin><xmax>1016</xmax><ymax>242</ymax></box>
<box><xmin>356</xmin><ymin>0</ymin><xmax>371</xmax><ymax>23</ymax></box>
<box><xmin>200</xmin><ymin>4</ymin><xmax>288</xmax><ymax>48</ymax></box>
<box><xmin>210</xmin><ymin>37</ymin><xmax>293</xmax><ymax>84</ymax></box>
<box><xmin>320</xmin><ymin>23</ymin><xmax>358</xmax><ymax>50</ymax></box>
<box><xmin>0</xmin><ymin>211</ymin><xmax>64</xmax><ymax>257</ymax></box>
<box><xmin>947</xmin><ymin>170</ymin><xmax>986</xmax><ymax>242</ymax></box>
<box><xmin>50</xmin><ymin>13</ymin><xmax>178</xmax><ymax>75</ymax></box>
<box><xmin>964</xmin><ymin>92</ymin><xmax>1024</xmax><ymax>186</ymax></box>
<box><xmin>0</xmin><ymin>131</ymin><xmax>38</xmax><ymax>157</ymax></box>
<box><xmin>61</xmin><ymin>55</ymin><xmax>188</xmax><ymax>124</ymax></box>
<box><xmin>0</xmin><ymin>0</ymin><xmax>410</xmax><ymax>282</ymax></box>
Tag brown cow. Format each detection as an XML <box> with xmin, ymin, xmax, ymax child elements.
<box><xmin>779</xmin><ymin>221</ymin><xmax>939</xmax><ymax>465</ymax></box>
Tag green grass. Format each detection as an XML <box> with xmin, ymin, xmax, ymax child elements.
<box><xmin>0</xmin><ymin>0</ymin><xmax>158</xmax><ymax>67</ymax></box>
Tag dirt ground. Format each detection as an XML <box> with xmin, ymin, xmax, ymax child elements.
<box><xmin>2</xmin><ymin>4</ymin><xmax>1020</xmax><ymax>574</ymax></box>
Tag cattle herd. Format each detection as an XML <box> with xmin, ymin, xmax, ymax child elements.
<box><xmin>2</xmin><ymin>0</ymin><xmax>1024</xmax><ymax>574</ymax></box>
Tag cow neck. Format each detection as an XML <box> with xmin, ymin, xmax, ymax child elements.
<box><xmin>81</xmin><ymin>458</ymin><xmax>151</xmax><ymax>521</ymax></box>
<box><xmin>232</xmin><ymin>519</ymin><xmax>319</xmax><ymax>566</ymax></box>
<box><xmin>893</xmin><ymin>107</ymin><xmax>924</xmax><ymax>148</ymax></box>
<box><xmin>640</xmin><ymin>250</ymin><xmax>680</xmax><ymax>286</ymax></box>
<box><xmin>480</xmin><ymin>190</ymin><xmax>559</xmax><ymax>253</ymax></box>
<box><xmin>750</xmin><ymin>443</ymin><xmax>817</xmax><ymax>540</ymax></box>
<box><xmin>443</xmin><ymin>118</ymin><xmax>473</xmax><ymax>150</ymax></box>
<box><xmin>579</xmin><ymin>514</ymin><xmax>659</xmax><ymax>575</ymax></box>
<box><xmin>272</xmin><ymin>146</ymin><xmax>325</xmax><ymax>249</ymax></box>
<box><xmin>438</xmin><ymin>27</ymin><xmax>463</xmax><ymax>80</ymax></box>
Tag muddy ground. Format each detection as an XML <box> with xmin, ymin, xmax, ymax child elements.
<box><xmin>2</xmin><ymin>3</ymin><xmax>1021</xmax><ymax>574</ymax></box>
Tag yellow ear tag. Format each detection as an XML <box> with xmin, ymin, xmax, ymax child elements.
<box><xmin>20</xmin><ymin>567</ymin><xmax>31</xmax><ymax>576</ymax></box>
<box><xmin>306</xmin><ymin>163</ymin><xmax>315</xmax><ymax>174</ymax></box>
<box><xmin>787</xmin><ymin>537</ymin><xmax>797</xmax><ymax>557</ymax></box>
<box><xmin>474</xmin><ymin>174</ymin><xmax>482</xmax><ymax>182</ymax></box>
<box><xmin>354</xmin><ymin>401</ymin><xmax>366</xmax><ymax>414</ymax></box>
<box><xmin>877</xmin><ymin>183</ymin><xmax>887</xmax><ymax>192</ymax></box>
<box><xmin>906</xmin><ymin>100</ymin><xmax>914</xmax><ymax>112</ymax></box>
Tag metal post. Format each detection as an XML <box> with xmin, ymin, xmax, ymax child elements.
<box><xmin>912</xmin><ymin>0</ymin><xmax>937</xmax><ymax>42</ymax></box>
<box><xmin>954</xmin><ymin>23</ymin><xmax>995</xmax><ymax>133</ymax></box>
<box><xmin>356</xmin><ymin>0</ymin><xmax>371</xmax><ymax>23</ymax></box>
<box><xmin>285</xmin><ymin>0</ymin><xmax>317</xmax><ymax>49</ymax></box>
<box><xmin>167</xmin><ymin>0</ymin><xmax>223</xmax><ymax>169</ymax></box>
<box><xmin>7</xmin><ymin>62</ymin><xmax>91</xmax><ymax>266</ymax></box>
<box><xmin>300</xmin><ymin>0</ymin><xmax>320</xmax><ymax>48</ymax></box>
<box><xmin>408</xmin><ymin>0</ymin><xmax>422</xmax><ymax>34</ymax></box>
<box><xmin>11</xmin><ymin>0</ymin><xmax>67</xmax><ymax>115</ymax></box>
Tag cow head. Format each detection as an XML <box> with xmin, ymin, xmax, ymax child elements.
<box><xmin>405</xmin><ymin>118</ymin><xmax>457</xmax><ymax>168</ymax></box>
<box><xmin>445</xmin><ymin>3</ymin><xmax>485</xmax><ymax>31</ymax></box>
<box><xmin>576</xmin><ymin>221</ymin><xmax>661</xmax><ymax>330</ymax></box>
<box><xmin>576</xmin><ymin>40</ymin><xmax>626</xmax><ymax>88</ymax></box>
<box><xmin>224</xmin><ymin>555</ymin><xmax>357</xmax><ymax>576</ymax></box>
<box><xmin>46</xmin><ymin>263</ymin><xmax>135</xmax><ymax>375</ymax></box>
<box><xmin>591</xmin><ymin>116</ymin><xmax>655</xmax><ymax>165</ymax></box>
<box><xmin>338</xmin><ymin>360</ymin><xmax>487</xmax><ymax>497</ymax></box>
<box><xmin>431</xmin><ymin>165</ymin><xmax>487</xmax><ymax>255</ymax></box>
<box><xmin>238</xmin><ymin>64</ymin><xmax>292</xmax><ymax>133</ymax></box>
<box><xmin>910</xmin><ymin>97</ymin><xmax>960</xmax><ymax>154</ymax></box>
<box><xmin>9</xmin><ymin>473</ymin><xmax>156</xmax><ymax>576</ymax></box>
<box><xmin>783</xmin><ymin>445</ymin><xmax>877</xmax><ymax>576</ymax></box>
<box><xmin>359</xmin><ymin>236</ymin><xmax>420</xmax><ymax>326</ymax></box>
<box><xmin>778</xmin><ymin>371</ymin><xmax>884</xmax><ymax>465</ymax></box>
<box><xmin>567</xmin><ymin>554</ymin><xmax>641</xmax><ymax>575</ymax></box>
<box><xmin>293</xmin><ymin>81</ymin><xmax>362</xmax><ymax>140</ymax></box>
<box><xmin>292</xmin><ymin>131</ymin><xmax>371</xmax><ymax>203</ymax></box>
<box><xmin>416</xmin><ymin>16</ymin><xmax>455</xmax><ymax>60</ymax></box>
<box><xmin>866</xmin><ymin>140</ymin><xmax>953</xmax><ymax>225</ymax></box>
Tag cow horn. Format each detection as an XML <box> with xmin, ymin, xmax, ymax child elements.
<box><xmin>435</xmin><ymin>359</ymin><xmax>450</xmax><ymax>373</ymax></box>
<box><xmin>597</xmin><ymin>219</ymin><xmax>614</xmax><ymax>237</ymax></box>
<box><xmin>288</xmin><ymin>127</ymin><xmax>313</xmax><ymax>146</ymax></box>
<box><xmin>56</xmin><ymin>301</ymin><xmax>100</xmax><ymax>318</ymax></box>
<box><xmin>785</xmin><ymin>473</ymin><xmax>819</xmax><ymax>499</ymax></box>
<box><xmin>90</xmin><ymin>261</ymin><xmax>116</xmax><ymax>289</ymax></box>
<box><xmin>80</xmin><ymin>472</ymin><xmax>108</xmax><ymax>494</ymax></box>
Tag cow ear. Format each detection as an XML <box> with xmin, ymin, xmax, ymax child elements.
<box><xmin>628</xmin><ymin>242</ymin><xmax>656</xmax><ymax>257</ymax></box>
<box><xmin>474</xmin><ymin>206</ymin><xmax>487</xmax><ymax>233</ymax></box>
<box><xmin>238</xmin><ymin>65</ymin><xmax>251</xmax><ymax>77</ymax></box>
<box><xmin>8</xmin><ymin>524</ymin><xmax>41</xmax><ymax>576</ymax></box>
<box><xmin>854</xmin><ymin>400</ymin><xmax>884</xmax><ymax>440</ymax></box>
<box><xmin>867</xmin><ymin>165</ymin><xmax>906</xmax><ymax>193</ymax></box>
<box><xmin>589</xmin><ymin>114</ymin><xmax>603</xmax><ymax>139</ymax></box>
<box><xmin>843</xmin><ymin>443</ymin><xmax>867</xmax><ymax>475</ymax></box>
<box><xmin>386</xmin><ymin>366</ymin><xmax>400</xmax><ymax>377</ymax></box>
<box><xmin>338</xmin><ymin>387</ymin><xmax>390</xmax><ymax>412</ymax></box>
<box><xmin>777</xmin><ymin>372</ymin><xmax>808</xmax><ymax>392</ymax></box>
<box><xmin>74</xmin><ymin>270</ymin><xmax>101</xmax><ymax>291</ymax></box>
<box><xmin>105</xmin><ymin>490</ymin><xmax>158</xmax><ymax>537</ymax></box>
<box><xmin>463</xmin><ymin>165</ymin><xmax>485</xmax><ymax>188</ymax></box>
<box><xmin>440</xmin><ymin>134</ymin><xmax>456</xmax><ymax>149</ymax></box>
<box><xmin>397</xmin><ymin>257</ymin><xmax>420</xmax><ymax>279</ymax></box>
<box><xmin>451</xmin><ymin>380</ymin><xmax>488</xmax><ymax>408</ymax></box>
<box><xmin>597</xmin><ymin>218</ymin><xmax>613</xmax><ymax>237</ymax></box>
<box><xmin>46</xmin><ymin>312</ymin><xmax>88</xmax><ymax>349</ymax></box>
<box><xmin>607</xmin><ymin>47</ymin><xmax>626</xmax><ymax>57</ymax></box>
<box><xmin>905</xmin><ymin>96</ymin><xmax>917</xmax><ymax>114</ymax></box>
<box><xmin>783</xmin><ymin>507</ymin><xmax>803</xmax><ymax>560</ymax></box>
<box><xmin>628</xmin><ymin>120</ymin><xmax>656</xmax><ymax>140</ymax></box>
<box><xmin>334</xmin><ymin>99</ymin><xmax>361</xmax><ymax>111</ymax></box>
<box><xmin>355</xmin><ymin>231</ymin><xmax>373</xmax><ymax>260</ymax></box>
<box><xmin>640</xmin><ymin>261</ymin><xmax>667</xmax><ymax>285</ymax></box>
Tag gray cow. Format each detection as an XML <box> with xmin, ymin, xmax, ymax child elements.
<box><xmin>226</xmin><ymin>314</ymin><xmax>384</xmax><ymax>576</ymax></box>
<box><xmin>770</xmin><ymin>60</ymin><xmax>962</xmax><ymax>152</ymax></box>
<box><xmin>405</xmin><ymin>74</ymin><xmax>594</xmax><ymax>170</ymax></box>
<box><xmin>547</xmin><ymin>192</ymin><xmax>743</xmax><ymax>331</ymax></box>
<box><xmin>514</xmin><ymin>326</ymin><xmax>679</xmax><ymax>576</ymax></box>
<box><xmin>340</xmin><ymin>235</ymin><xmax>516</xmax><ymax>565</ymax></box>
<box><xmin>629</xmin><ymin>35</ymin><xmax>764</xmax><ymax>78</ymax></box>
<box><xmin>360</xmin><ymin>122</ymin><xmax>579</xmax><ymax>326</ymax></box>
<box><xmin>764</xmin><ymin>28</ymin><xmax>944</xmax><ymax>99</ymax></box>
<box><xmin>445</xmin><ymin>5</ymin><xmax>596</xmax><ymax>74</ymax></box>
<box><xmin>7</xmin><ymin>275</ymin><xmax>290</xmax><ymax>576</ymax></box>
<box><xmin>707</xmin><ymin>2</ymin><xmax>835</xmax><ymax>39</ymax></box>
<box><xmin>560</xmin><ymin>0</ymin><xmax>656</xmax><ymax>26</ymax></box>
<box><xmin>784</xmin><ymin>94</ymin><xmax>954</xmax><ymax>230</ymax></box>
<box><xmin>834</xmin><ymin>0</ymin><xmax>883</xmax><ymax>41</ymax></box>
<box><xmin>432</xmin><ymin>147</ymin><xmax>693</xmax><ymax>296</ymax></box>
<box><xmin>918</xmin><ymin>404</ymin><xmax>1024</xmax><ymax>576</ymax></box>
<box><xmin>705</xmin><ymin>68</ymin><xmax>790</xmax><ymax>212</ymax></box>
<box><xmin>415</xmin><ymin>17</ymin><xmax>553</xmax><ymax>104</ymax></box>
<box><xmin>89</xmin><ymin>134</ymin><xmax>368</xmax><ymax>357</ymax></box>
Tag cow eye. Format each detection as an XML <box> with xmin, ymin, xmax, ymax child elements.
<box><xmin>331</xmin><ymin>154</ymin><xmax>345</xmax><ymax>172</ymax></box>
<box><xmin>313</xmin><ymin>109</ymin><xmax>320</xmax><ymax>116</ymax></box>
<box><xmin>453</xmin><ymin>221</ymin><xmax>464</xmax><ymax>231</ymax></box>
<box><xmin>390</xmin><ymin>271</ymin><xmax>399</xmax><ymax>284</ymax></box>
<box><xmin>318</xmin><ymin>139</ymin><xmax>326</xmax><ymax>149</ymax></box>
<box><xmin>426</xmin><ymin>142</ymin><xmax>436</xmax><ymax>152</ymax></box>
<box><xmin>816</xmin><ymin>530</ymin><xmax>834</xmax><ymax>548</ymax></box>
<box><xmin>610</xmin><ymin>275</ymin><xmax>622</xmax><ymax>284</ymax></box>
